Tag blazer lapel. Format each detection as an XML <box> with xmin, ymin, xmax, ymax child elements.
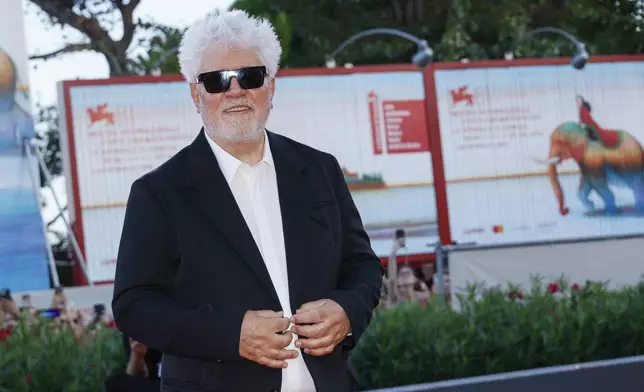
<box><xmin>267</xmin><ymin>132</ymin><xmax>318</xmax><ymax>312</ymax></box>
<box><xmin>184</xmin><ymin>129</ymin><xmax>280</xmax><ymax>305</ymax></box>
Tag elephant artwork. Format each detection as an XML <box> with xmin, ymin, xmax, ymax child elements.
<box><xmin>543</xmin><ymin>95</ymin><xmax>644</xmax><ymax>216</ymax></box>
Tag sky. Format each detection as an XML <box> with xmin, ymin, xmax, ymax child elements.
<box><xmin>19</xmin><ymin>0</ymin><xmax>234</xmax><ymax>239</ymax></box>
<box><xmin>23</xmin><ymin>0</ymin><xmax>235</xmax><ymax>107</ymax></box>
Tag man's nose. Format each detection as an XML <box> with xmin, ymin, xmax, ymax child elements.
<box><xmin>225</xmin><ymin>77</ymin><xmax>245</xmax><ymax>96</ymax></box>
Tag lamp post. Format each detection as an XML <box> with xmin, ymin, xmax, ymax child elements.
<box><xmin>326</xmin><ymin>28</ymin><xmax>434</xmax><ymax>68</ymax></box>
<box><xmin>150</xmin><ymin>47</ymin><xmax>179</xmax><ymax>76</ymax></box>
<box><xmin>505</xmin><ymin>27</ymin><xmax>589</xmax><ymax>70</ymax></box>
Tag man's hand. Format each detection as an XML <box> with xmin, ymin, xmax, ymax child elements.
<box><xmin>239</xmin><ymin>310</ymin><xmax>298</xmax><ymax>369</ymax></box>
<box><xmin>290</xmin><ymin>300</ymin><xmax>350</xmax><ymax>357</ymax></box>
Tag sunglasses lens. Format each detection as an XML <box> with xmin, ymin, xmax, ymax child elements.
<box><xmin>201</xmin><ymin>72</ymin><xmax>229</xmax><ymax>94</ymax></box>
<box><xmin>237</xmin><ymin>67</ymin><xmax>266</xmax><ymax>90</ymax></box>
<box><xmin>199</xmin><ymin>66</ymin><xmax>266</xmax><ymax>93</ymax></box>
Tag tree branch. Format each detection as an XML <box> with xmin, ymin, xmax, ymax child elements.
<box><xmin>29</xmin><ymin>0</ymin><xmax>114</xmax><ymax>45</ymax></box>
<box><xmin>116</xmin><ymin>0</ymin><xmax>142</xmax><ymax>50</ymax></box>
<box><xmin>29</xmin><ymin>43</ymin><xmax>94</xmax><ymax>60</ymax></box>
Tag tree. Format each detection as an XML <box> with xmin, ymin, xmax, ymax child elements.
<box><xmin>35</xmin><ymin>104</ymin><xmax>62</xmax><ymax>187</ymax></box>
<box><xmin>229</xmin><ymin>0</ymin><xmax>644</xmax><ymax>68</ymax></box>
<box><xmin>28</xmin><ymin>0</ymin><xmax>149</xmax><ymax>76</ymax></box>
<box><xmin>127</xmin><ymin>24</ymin><xmax>184</xmax><ymax>75</ymax></box>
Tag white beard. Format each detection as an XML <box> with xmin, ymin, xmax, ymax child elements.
<box><xmin>199</xmin><ymin>100</ymin><xmax>268</xmax><ymax>143</ymax></box>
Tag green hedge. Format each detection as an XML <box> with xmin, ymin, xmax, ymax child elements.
<box><xmin>350</xmin><ymin>277</ymin><xmax>644</xmax><ymax>389</ymax></box>
<box><xmin>3</xmin><ymin>277</ymin><xmax>644</xmax><ymax>391</ymax></box>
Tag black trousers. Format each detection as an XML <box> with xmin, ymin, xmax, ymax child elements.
<box><xmin>105</xmin><ymin>373</ymin><xmax>161</xmax><ymax>392</ymax></box>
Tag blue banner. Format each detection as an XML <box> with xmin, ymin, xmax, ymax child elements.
<box><xmin>0</xmin><ymin>0</ymin><xmax>50</xmax><ymax>292</ymax></box>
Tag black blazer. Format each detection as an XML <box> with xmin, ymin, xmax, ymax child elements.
<box><xmin>111</xmin><ymin>129</ymin><xmax>384</xmax><ymax>392</ymax></box>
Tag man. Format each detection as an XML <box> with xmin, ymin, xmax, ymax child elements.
<box><xmin>111</xmin><ymin>9</ymin><xmax>384</xmax><ymax>392</ymax></box>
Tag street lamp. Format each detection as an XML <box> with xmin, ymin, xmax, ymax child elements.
<box><xmin>150</xmin><ymin>47</ymin><xmax>179</xmax><ymax>76</ymax></box>
<box><xmin>326</xmin><ymin>28</ymin><xmax>433</xmax><ymax>68</ymax></box>
<box><xmin>505</xmin><ymin>27</ymin><xmax>589</xmax><ymax>70</ymax></box>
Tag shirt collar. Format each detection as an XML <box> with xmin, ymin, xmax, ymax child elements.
<box><xmin>205</xmin><ymin>131</ymin><xmax>274</xmax><ymax>185</ymax></box>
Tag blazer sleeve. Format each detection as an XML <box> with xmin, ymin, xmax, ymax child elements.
<box><xmin>325</xmin><ymin>155</ymin><xmax>385</xmax><ymax>346</ymax></box>
<box><xmin>111</xmin><ymin>178</ymin><xmax>245</xmax><ymax>362</ymax></box>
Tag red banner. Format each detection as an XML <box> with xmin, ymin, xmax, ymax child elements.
<box><xmin>382</xmin><ymin>99</ymin><xmax>429</xmax><ymax>154</ymax></box>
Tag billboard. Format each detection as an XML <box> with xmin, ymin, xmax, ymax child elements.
<box><xmin>267</xmin><ymin>71</ymin><xmax>437</xmax><ymax>257</ymax></box>
<box><xmin>0</xmin><ymin>0</ymin><xmax>51</xmax><ymax>291</ymax></box>
<box><xmin>434</xmin><ymin>60</ymin><xmax>644</xmax><ymax>246</ymax></box>
<box><xmin>60</xmin><ymin>67</ymin><xmax>438</xmax><ymax>283</ymax></box>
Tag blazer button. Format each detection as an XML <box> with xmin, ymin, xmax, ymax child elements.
<box><xmin>214</xmin><ymin>358</ymin><xmax>223</xmax><ymax>363</ymax></box>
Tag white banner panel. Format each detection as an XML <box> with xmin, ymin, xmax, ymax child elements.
<box><xmin>434</xmin><ymin>62</ymin><xmax>644</xmax><ymax>246</ymax></box>
<box><xmin>61</xmin><ymin>69</ymin><xmax>438</xmax><ymax>283</ymax></box>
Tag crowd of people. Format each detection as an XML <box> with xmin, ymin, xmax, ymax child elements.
<box><xmin>0</xmin><ymin>287</ymin><xmax>114</xmax><ymax>342</ymax></box>
<box><xmin>0</xmin><ymin>286</ymin><xmax>163</xmax><ymax>391</ymax></box>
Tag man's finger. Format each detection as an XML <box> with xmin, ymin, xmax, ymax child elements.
<box><xmin>267</xmin><ymin>317</ymin><xmax>290</xmax><ymax>333</ymax></box>
<box><xmin>270</xmin><ymin>331</ymin><xmax>294</xmax><ymax>348</ymax></box>
<box><xmin>296</xmin><ymin>300</ymin><xmax>326</xmax><ymax>313</ymax></box>
<box><xmin>292</xmin><ymin>321</ymin><xmax>327</xmax><ymax>338</ymax></box>
<box><xmin>257</xmin><ymin>310</ymin><xmax>283</xmax><ymax>318</ymax></box>
<box><xmin>267</xmin><ymin>347</ymin><xmax>299</xmax><ymax>360</ymax></box>
<box><xmin>290</xmin><ymin>308</ymin><xmax>324</xmax><ymax>325</ymax></box>
<box><xmin>303</xmin><ymin>345</ymin><xmax>336</xmax><ymax>357</ymax></box>
<box><xmin>295</xmin><ymin>335</ymin><xmax>335</xmax><ymax>350</ymax></box>
<box><xmin>257</xmin><ymin>356</ymin><xmax>288</xmax><ymax>369</ymax></box>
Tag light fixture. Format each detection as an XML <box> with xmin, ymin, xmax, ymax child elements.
<box><xmin>326</xmin><ymin>28</ymin><xmax>433</xmax><ymax>68</ymax></box>
<box><xmin>505</xmin><ymin>27</ymin><xmax>589</xmax><ymax>70</ymax></box>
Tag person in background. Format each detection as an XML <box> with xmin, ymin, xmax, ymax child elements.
<box><xmin>87</xmin><ymin>303</ymin><xmax>108</xmax><ymax>330</ymax></box>
<box><xmin>383</xmin><ymin>229</ymin><xmax>406</xmax><ymax>307</ymax></box>
<box><xmin>0</xmin><ymin>291</ymin><xmax>19</xmax><ymax>325</ymax></box>
<box><xmin>396</xmin><ymin>264</ymin><xmax>431</xmax><ymax>305</ymax></box>
<box><xmin>432</xmin><ymin>265</ymin><xmax>451</xmax><ymax>301</ymax></box>
<box><xmin>421</xmin><ymin>262</ymin><xmax>434</xmax><ymax>292</ymax></box>
<box><xmin>20</xmin><ymin>293</ymin><xmax>32</xmax><ymax>309</ymax></box>
<box><xmin>51</xmin><ymin>286</ymin><xmax>67</xmax><ymax>309</ymax></box>
<box><xmin>111</xmin><ymin>8</ymin><xmax>383</xmax><ymax>392</ymax></box>
<box><xmin>104</xmin><ymin>335</ymin><xmax>162</xmax><ymax>392</ymax></box>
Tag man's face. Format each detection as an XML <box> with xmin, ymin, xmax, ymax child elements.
<box><xmin>190</xmin><ymin>47</ymin><xmax>274</xmax><ymax>143</ymax></box>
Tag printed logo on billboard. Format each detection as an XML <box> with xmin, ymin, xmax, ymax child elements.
<box><xmin>450</xmin><ymin>85</ymin><xmax>475</xmax><ymax>107</ymax></box>
<box><xmin>87</xmin><ymin>103</ymin><xmax>115</xmax><ymax>127</ymax></box>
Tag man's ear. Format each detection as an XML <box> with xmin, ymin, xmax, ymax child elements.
<box><xmin>189</xmin><ymin>83</ymin><xmax>200</xmax><ymax>113</ymax></box>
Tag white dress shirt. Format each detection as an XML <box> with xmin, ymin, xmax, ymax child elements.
<box><xmin>205</xmin><ymin>133</ymin><xmax>317</xmax><ymax>392</ymax></box>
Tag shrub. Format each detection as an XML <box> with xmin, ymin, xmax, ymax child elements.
<box><xmin>4</xmin><ymin>277</ymin><xmax>644</xmax><ymax>391</ymax></box>
<box><xmin>0</xmin><ymin>318</ymin><xmax>123</xmax><ymax>392</ymax></box>
<box><xmin>350</xmin><ymin>277</ymin><xmax>644</xmax><ymax>390</ymax></box>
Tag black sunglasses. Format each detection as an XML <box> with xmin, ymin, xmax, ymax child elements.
<box><xmin>197</xmin><ymin>66</ymin><xmax>267</xmax><ymax>94</ymax></box>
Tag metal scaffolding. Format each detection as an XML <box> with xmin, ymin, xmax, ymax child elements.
<box><xmin>26</xmin><ymin>138</ymin><xmax>93</xmax><ymax>286</ymax></box>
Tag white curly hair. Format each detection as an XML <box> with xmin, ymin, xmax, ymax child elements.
<box><xmin>178</xmin><ymin>9</ymin><xmax>282</xmax><ymax>83</ymax></box>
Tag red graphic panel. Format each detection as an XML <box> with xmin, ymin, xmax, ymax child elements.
<box><xmin>381</xmin><ymin>100</ymin><xmax>429</xmax><ymax>154</ymax></box>
<box><xmin>368</xmin><ymin>91</ymin><xmax>383</xmax><ymax>155</ymax></box>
